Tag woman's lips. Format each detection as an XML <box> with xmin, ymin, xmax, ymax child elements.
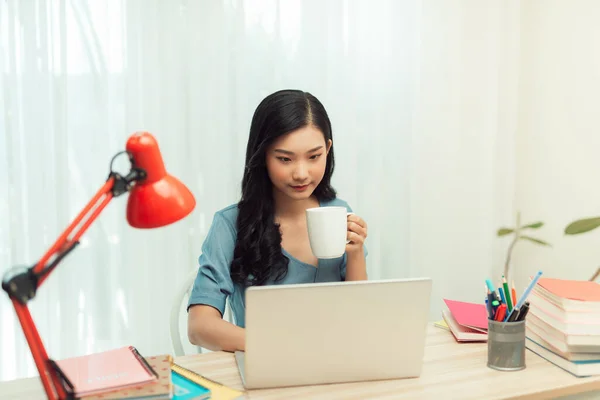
<box><xmin>291</xmin><ymin>184</ymin><xmax>309</xmax><ymax>191</ymax></box>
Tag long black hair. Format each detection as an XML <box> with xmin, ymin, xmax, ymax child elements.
<box><xmin>230</xmin><ymin>89</ymin><xmax>336</xmax><ymax>287</ymax></box>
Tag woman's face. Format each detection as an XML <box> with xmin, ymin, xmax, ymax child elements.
<box><xmin>265</xmin><ymin>125</ymin><xmax>332</xmax><ymax>201</ymax></box>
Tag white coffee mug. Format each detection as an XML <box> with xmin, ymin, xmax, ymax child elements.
<box><xmin>306</xmin><ymin>206</ymin><xmax>352</xmax><ymax>259</ymax></box>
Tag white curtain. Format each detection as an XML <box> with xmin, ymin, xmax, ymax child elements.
<box><xmin>1</xmin><ymin>0</ymin><xmax>519</xmax><ymax>381</ymax></box>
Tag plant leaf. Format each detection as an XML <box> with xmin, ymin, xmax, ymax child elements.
<box><xmin>565</xmin><ymin>217</ymin><xmax>600</xmax><ymax>235</ymax></box>
<box><xmin>520</xmin><ymin>235</ymin><xmax>551</xmax><ymax>247</ymax></box>
<box><xmin>497</xmin><ymin>228</ymin><xmax>514</xmax><ymax>236</ymax></box>
<box><xmin>522</xmin><ymin>222</ymin><xmax>543</xmax><ymax>229</ymax></box>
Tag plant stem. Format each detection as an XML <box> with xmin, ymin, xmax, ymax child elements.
<box><xmin>504</xmin><ymin>212</ymin><xmax>522</xmax><ymax>281</ymax></box>
<box><xmin>591</xmin><ymin>267</ymin><xmax>600</xmax><ymax>282</ymax></box>
<box><xmin>504</xmin><ymin>235</ymin><xmax>519</xmax><ymax>280</ymax></box>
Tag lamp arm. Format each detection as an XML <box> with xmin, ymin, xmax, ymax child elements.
<box><xmin>1</xmin><ymin>156</ymin><xmax>146</xmax><ymax>400</ymax></box>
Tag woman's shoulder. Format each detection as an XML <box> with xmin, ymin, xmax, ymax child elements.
<box><xmin>209</xmin><ymin>203</ymin><xmax>239</xmax><ymax>235</ymax></box>
<box><xmin>215</xmin><ymin>203</ymin><xmax>239</xmax><ymax>220</ymax></box>
<box><xmin>320</xmin><ymin>196</ymin><xmax>353</xmax><ymax>211</ymax></box>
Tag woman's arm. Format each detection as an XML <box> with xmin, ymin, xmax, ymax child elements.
<box><xmin>345</xmin><ymin>250</ymin><xmax>368</xmax><ymax>280</ymax></box>
<box><xmin>188</xmin><ymin>305</ymin><xmax>245</xmax><ymax>352</ymax></box>
<box><xmin>187</xmin><ymin>211</ymin><xmax>242</xmax><ymax>351</ymax></box>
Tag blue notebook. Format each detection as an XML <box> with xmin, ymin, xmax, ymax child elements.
<box><xmin>172</xmin><ymin>371</ymin><xmax>211</xmax><ymax>400</ymax></box>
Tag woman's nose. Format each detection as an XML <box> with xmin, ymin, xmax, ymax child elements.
<box><xmin>292</xmin><ymin>163</ymin><xmax>309</xmax><ymax>181</ymax></box>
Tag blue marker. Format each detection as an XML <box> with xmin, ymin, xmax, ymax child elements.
<box><xmin>485</xmin><ymin>279</ymin><xmax>496</xmax><ymax>294</ymax></box>
<box><xmin>486</xmin><ymin>279</ymin><xmax>500</xmax><ymax>303</ymax></box>
<box><xmin>506</xmin><ymin>270</ymin><xmax>543</xmax><ymax>321</ymax></box>
<box><xmin>498</xmin><ymin>286</ymin><xmax>506</xmax><ymax>305</ymax></box>
<box><xmin>485</xmin><ymin>298</ymin><xmax>493</xmax><ymax>320</ymax></box>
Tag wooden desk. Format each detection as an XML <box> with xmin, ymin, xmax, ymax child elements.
<box><xmin>2</xmin><ymin>326</ymin><xmax>600</xmax><ymax>399</ymax></box>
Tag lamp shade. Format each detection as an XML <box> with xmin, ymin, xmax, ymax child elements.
<box><xmin>125</xmin><ymin>132</ymin><xmax>196</xmax><ymax>228</ymax></box>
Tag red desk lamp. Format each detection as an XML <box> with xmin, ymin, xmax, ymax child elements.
<box><xmin>1</xmin><ymin>132</ymin><xmax>196</xmax><ymax>400</ymax></box>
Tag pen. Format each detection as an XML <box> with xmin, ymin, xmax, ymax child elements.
<box><xmin>516</xmin><ymin>302</ymin><xmax>530</xmax><ymax>321</ymax></box>
<box><xmin>506</xmin><ymin>270</ymin><xmax>542</xmax><ymax>321</ymax></box>
<box><xmin>507</xmin><ymin>306</ymin><xmax>520</xmax><ymax>322</ymax></box>
<box><xmin>486</xmin><ymin>279</ymin><xmax>501</xmax><ymax>304</ymax></box>
<box><xmin>502</xmin><ymin>276</ymin><xmax>513</xmax><ymax>312</ymax></box>
<box><xmin>498</xmin><ymin>286</ymin><xmax>506</xmax><ymax>305</ymax></box>
<box><xmin>494</xmin><ymin>304</ymin><xmax>507</xmax><ymax>321</ymax></box>
<box><xmin>485</xmin><ymin>298</ymin><xmax>493</xmax><ymax>320</ymax></box>
<box><xmin>485</xmin><ymin>279</ymin><xmax>495</xmax><ymax>293</ymax></box>
<box><xmin>515</xmin><ymin>271</ymin><xmax>542</xmax><ymax>309</ymax></box>
<box><xmin>492</xmin><ymin>299</ymin><xmax>500</xmax><ymax>311</ymax></box>
<box><xmin>486</xmin><ymin>287</ymin><xmax>495</xmax><ymax>320</ymax></box>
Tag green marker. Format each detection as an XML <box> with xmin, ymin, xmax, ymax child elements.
<box><xmin>502</xmin><ymin>275</ymin><xmax>513</xmax><ymax>312</ymax></box>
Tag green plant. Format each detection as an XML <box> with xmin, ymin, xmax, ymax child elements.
<box><xmin>564</xmin><ymin>216</ymin><xmax>600</xmax><ymax>281</ymax></box>
<box><xmin>564</xmin><ymin>216</ymin><xmax>600</xmax><ymax>235</ymax></box>
<box><xmin>497</xmin><ymin>212</ymin><xmax>551</xmax><ymax>281</ymax></box>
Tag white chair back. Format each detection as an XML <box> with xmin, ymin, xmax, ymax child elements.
<box><xmin>169</xmin><ymin>266</ymin><xmax>233</xmax><ymax>356</ymax></box>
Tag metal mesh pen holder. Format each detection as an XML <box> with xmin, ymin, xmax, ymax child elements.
<box><xmin>487</xmin><ymin>319</ymin><xmax>526</xmax><ymax>371</ymax></box>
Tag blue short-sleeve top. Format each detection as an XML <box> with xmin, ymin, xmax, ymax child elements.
<box><xmin>187</xmin><ymin>198</ymin><xmax>367</xmax><ymax>328</ymax></box>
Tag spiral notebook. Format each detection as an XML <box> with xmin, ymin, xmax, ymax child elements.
<box><xmin>81</xmin><ymin>354</ymin><xmax>173</xmax><ymax>400</ymax></box>
<box><xmin>55</xmin><ymin>346</ymin><xmax>159</xmax><ymax>397</ymax></box>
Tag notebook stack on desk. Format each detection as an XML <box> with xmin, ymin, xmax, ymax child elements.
<box><xmin>56</xmin><ymin>347</ymin><xmax>174</xmax><ymax>400</ymax></box>
<box><xmin>441</xmin><ymin>299</ymin><xmax>488</xmax><ymax>342</ymax></box>
<box><xmin>525</xmin><ymin>277</ymin><xmax>600</xmax><ymax>377</ymax></box>
<box><xmin>55</xmin><ymin>347</ymin><xmax>219</xmax><ymax>399</ymax></box>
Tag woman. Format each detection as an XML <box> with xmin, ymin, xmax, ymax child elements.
<box><xmin>187</xmin><ymin>89</ymin><xmax>368</xmax><ymax>352</ymax></box>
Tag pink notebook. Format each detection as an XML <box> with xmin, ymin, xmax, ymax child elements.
<box><xmin>55</xmin><ymin>346</ymin><xmax>158</xmax><ymax>397</ymax></box>
<box><xmin>443</xmin><ymin>299</ymin><xmax>488</xmax><ymax>331</ymax></box>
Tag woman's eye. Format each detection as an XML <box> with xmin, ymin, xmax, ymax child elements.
<box><xmin>310</xmin><ymin>154</ymin><xmax>322</xmax><ymax>160</ymax></box>
<box><xmin>277</xmin><ymin>157</ymin><xmax>291</xmax><ymax>163</ymax></box>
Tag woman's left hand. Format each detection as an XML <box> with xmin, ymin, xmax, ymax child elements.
<box><xmin>346</xmin><ymin>214</ymin><xmax>368</xmax><ymax>254</ymax></box>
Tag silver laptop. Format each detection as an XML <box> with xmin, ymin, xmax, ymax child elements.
<box><xmin>235</xmin><ymin>278</ymin><xmax>432</xmax><ymax>389</ymax></box>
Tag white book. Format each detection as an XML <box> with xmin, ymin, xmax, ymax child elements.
<box><xmin>441</xmin><ymin>310</ymin><xmax>487</xmax><ymax>342</ymax></box>
<box><xmin>526</xmin><ymin>338</ymin><xmax>600</xmax><ymax>377</ymax></box>
<box><xmin>526</xmin><ymin>328</ymin><xmax>600</xmax><ymax>361</ymax></box>
<box><xmin>527</xmin><ymin>314</ymin><xmax>600</xmax><ymax>348</ymax></box>
<box><xmin>529</xmin><ymin>291</ymin><xmax>600</xmax><ymax>324</ymax></box>
<box><xmin>532</xmin><ymin>281</ymin><xmax>600</xmax><ymax>312</ymax></box>
<box><xmin>528</xmin><ymin>302</ymin><xmax>600</xmax><ymax>336</ymax></box>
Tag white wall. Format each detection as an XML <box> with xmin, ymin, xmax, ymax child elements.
<box><xmin>513</xmin><ymin>0</ymin><xmax>600</xmax><ymax>292</ymax></box>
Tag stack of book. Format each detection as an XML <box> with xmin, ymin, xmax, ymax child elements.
<box><xmin>525</xmin><ymin>277</ymin><xmax>600</xmax><ymax>377</ymax></box>
<box><xmin>55</xmin><ymin>346</ymin><xmax>243</xmax><ymax>399</ymax></box>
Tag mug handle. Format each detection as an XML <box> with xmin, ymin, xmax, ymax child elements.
<box><xmin>346</xmin><ymin>212</ymin><xmax>355</xmax><ymax>244</ymax></box>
